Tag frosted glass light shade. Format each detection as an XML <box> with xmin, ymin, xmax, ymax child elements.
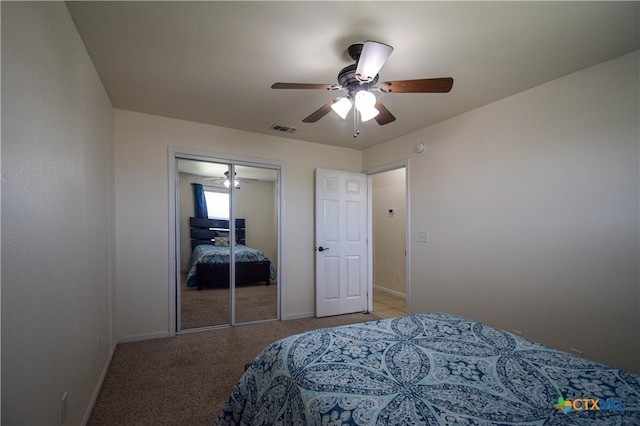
<box><xmin>355</xmin><ymin>91</ymin><xmax>379</xmax><ymax>122</ymax></box>
<box><xmin>331</xmin><ymin>97</ymin><xmax>352</xmax><ymax>119</ymax></box>
<box><xmin>355</xmin><ymin>90</ymin><xmax>376</xmax><ymax>109</ymax></box>
<box><xmin>359</xmin><ymin>106</ymin><xmax>379</xmax><ymax>122</ymax></box>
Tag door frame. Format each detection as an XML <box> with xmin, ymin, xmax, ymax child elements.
<box><xmin>168</xmin><ymin>146</ymin><xmax>285</xmax><ymax>336</ymax></box>
<box><xmin>366</xmin><ymin>160</ymin><xmax>411</xmax><ymax>314</ymax></box>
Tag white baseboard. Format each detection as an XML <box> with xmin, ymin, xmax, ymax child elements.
<box><xmin>82</xmin><ymin>343</ymin><xmax>116</xmax><ymax>425</ymax></box>
<box><xmin>283</xmin><ymin>311</ymin><xmax>315</xmax><ymax>320</ymax></box>
<box><xmin>83</xmin><ymin>330</ymin><xmax>168</xmax><ymax>424</ymax></box>
<box><xmin>117</xmin><ymin>331</ymin><xmax>169</xmax><ymax>344</ymax></box>
<box><xmin>82</xmin><ymin>330</ymin><xmax>180</xmax><ymax>423</ymax></box>
<box><xmin>373</xmin><ymin>285</ymin><xmax>406</xmax><ymax>299</ymax></box>
<box><xmin>284</xmin><ymin>290</ymin><xmax>407</xmax><ymax>320</ymax></box>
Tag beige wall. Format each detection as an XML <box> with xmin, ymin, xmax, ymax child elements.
<box><xmin>364</xmin><ymin>51</ymin><xmax>640</xmax><ymax>373</ymax></box>
<box><xmin>235</xmin><ymin>178</ymin><xmax>278</xmax><ymax>263</ymax></box>
<box><xmin>1</xmin><ymin>2</ymin><xmax>116</xmax><ymax>424</ymax></box>
<box><xmin>372</xmin><ymin>169</ymin><xmax>406</xmax><ymax>295</ymax></box>
<box><xmin>114</xmin><ymin>109</ymin><xmax>362</xmax><ymax>339</ymax></box>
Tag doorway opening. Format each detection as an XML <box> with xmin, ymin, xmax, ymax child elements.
<box><xmin>369</xmin><ymin>166</ymin><xmax>408</xmax><ymax>318</ymax></box>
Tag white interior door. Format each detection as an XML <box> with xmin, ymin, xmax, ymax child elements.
<box><xmin>315</xmin><ymin>168</ymin><xmax>368</xmax><ymax>317</ymax></box>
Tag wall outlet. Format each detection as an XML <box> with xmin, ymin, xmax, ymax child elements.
<box><xmin>61</xmin><ymin>392</ymin><xmax>68</xmax><ymax>424</ymax></box>
<box><xmin>418</xmin><ymin>232</ymin><xmax>429</xmax><ymax>243</ymax></box>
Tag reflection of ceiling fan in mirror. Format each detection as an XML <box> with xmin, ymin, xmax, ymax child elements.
<box><xmin>202</xmin><ymin>171</ymin><xmax>252</xmax><ymax>188</ymax></box>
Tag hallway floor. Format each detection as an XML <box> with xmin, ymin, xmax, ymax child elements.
<box><xmin>372</xmin><ymin>289</ymin><xmax>406</xmax><ymax>319</ymax></box>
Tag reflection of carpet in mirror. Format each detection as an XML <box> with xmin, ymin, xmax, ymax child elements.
<box><xmin>180</xmin><ymin>273</ymin><xmax>277</xmax><ymax>329</ymax></box>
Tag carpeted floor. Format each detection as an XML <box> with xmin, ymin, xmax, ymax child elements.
<box><xmin>88</xmin><ymin>312</ymin><xmax>379</xmax><ymax>425</ymax></box>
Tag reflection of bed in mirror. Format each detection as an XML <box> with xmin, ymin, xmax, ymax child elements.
<box><xmin>187</xmin><ymin>217</ymin><xmax>276</xmax><ymax>290</ymax></box>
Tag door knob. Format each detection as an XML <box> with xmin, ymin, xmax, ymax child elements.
<box><xmin>318</xmin><ymin>246</ymin><xmax>329</xmax><ymax>252</ymax></box>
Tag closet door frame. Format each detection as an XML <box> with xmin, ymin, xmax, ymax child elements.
<box><xmin>168</xmin><ymin>146</ymin><xmax>285</xmax><ymax>336</ymax></box>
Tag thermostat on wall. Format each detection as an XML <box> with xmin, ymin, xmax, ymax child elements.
<box><xmin>414</xmin><ymin>143</ymin><xmax>426</xmax><ymax>154</ymax></box>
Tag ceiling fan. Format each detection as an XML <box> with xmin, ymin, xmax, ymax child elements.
<box><xmin>202</xmin><ymin>171</ymin><xmax>251</xmax><ymax>188</ymax></box>
<box><xmin>272</xmin><ymin>40</ymin><xmax>453</xmax><ymax>137</ymax></box>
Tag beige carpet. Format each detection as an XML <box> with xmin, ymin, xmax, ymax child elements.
<box><xmin>88</xmin><ymin>312</ymin><xmax>380</xmax><ymax>425</ymax></box>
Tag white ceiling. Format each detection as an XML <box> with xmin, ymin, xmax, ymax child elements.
<box><xmin>66</xmin><ymin>1</ymin><xmax>639</xmax><ymax>150</ymax></box>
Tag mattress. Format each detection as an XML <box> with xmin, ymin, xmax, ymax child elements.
<box><xmin>186</xmin><ymin>244</ymin><xmax>276</xmax><ymax>287</ymax></box>
<box><xmin>215</xmin><ymin>312</ymin><xmax>640</xmax><ymax>425</ymax></box>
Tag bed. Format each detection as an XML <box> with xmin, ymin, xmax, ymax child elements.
<box><xmin>187</xmin><ymin>217</ymin><xmax>276</xmax><ymax>290</ymax></box>
<box><xmin>215</xmin><ymin>312</ymin><xmax>640</xmax><ymax>425</ymax></box>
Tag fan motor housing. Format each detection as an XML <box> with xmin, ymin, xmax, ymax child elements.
<box><xmin>347</xmin><ymin>43</ymin><xmax>364</xmax><ymax>61</ymax></box>
<box><xmin>337</xmin><ymin>64</ymin><xmax>378</xmax><ymax>94</ymax></box>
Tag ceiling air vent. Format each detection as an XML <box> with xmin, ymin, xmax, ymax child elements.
<box><xmin>270</xmin><ymin>124</ymin><xmax>298</xmax><ymax>134</ymax></box>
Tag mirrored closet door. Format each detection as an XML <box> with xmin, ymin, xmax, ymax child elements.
<box><xmin>177</xmin><ymin>159</ymin><xmax>279</xmax><ymax>330</ymax></box>
<box><xmin>234</xmin><ymin>165</ymin><xmax>279</xmax><ymax>323</ymax></box>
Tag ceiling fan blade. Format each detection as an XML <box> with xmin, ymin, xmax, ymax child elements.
<box><xmin>355</xmin><ymin>41</ymin><xmax>393</xmax><ymax>83</ymax></box>
<box><xmin>272</xmin><ymin>83</ymin><xmax>336</xmax><ymax>90</ymax></box>
<box><xmin>374</xmin><ymin>100</ymin><xmax>396</xmax><ymax>125</ymax></box>
<box><xmin>302</xmin><ymin>97</ymin><xmax>344</xmax><ymax>123</ymax></box>
<box><xmin>379</xmin><ymin>77</ymin><xmax>454</xmax><ymax>93</ymax></box>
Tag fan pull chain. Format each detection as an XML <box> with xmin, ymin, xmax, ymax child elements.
<box><xmin>353</xmin><ymin>109</ymin><xmax>360</xmax><ymax>138</ymax></box>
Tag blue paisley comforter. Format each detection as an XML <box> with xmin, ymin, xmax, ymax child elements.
<box><xmin>186</xmin><ymin>244</ymin><xmax>276</xmax><ymax>287</ymax></box>
<box><xmin>216</xmin><ymin>313</ymin><xmax>640</xmax><ymax>425</ymax></box>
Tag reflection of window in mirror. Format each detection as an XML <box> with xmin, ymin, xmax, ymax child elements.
<box><xmin>204</xmin><ymin>189</ymin><xmax>229</xmax><ymax>219</ymax></box>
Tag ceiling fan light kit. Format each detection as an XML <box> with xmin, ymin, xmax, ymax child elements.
<box><xmin>223</xmin><ymin>170</ymin><xmax>240</xmax><ymax>188</ymax></box>
<box><xmin>271</xmin><ymin>40</ymin><xmax>454</xmax><ymax>139</ymax></box>
<box><xmin>203</xmin><ymin>170</ymin><xmax>241</xmax><ymax>188</ymax></box>
<box><xmin>223</xmin><ymin>179</ymin><xmax>240</xmax><ymax>188</ymax></box>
